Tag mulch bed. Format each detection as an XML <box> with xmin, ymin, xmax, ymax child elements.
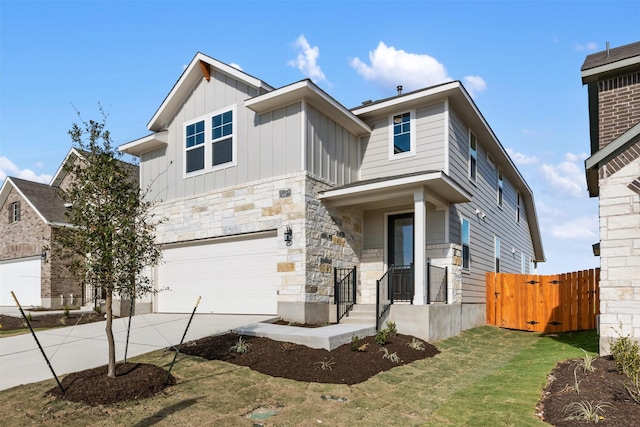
<box><xmin>539</xmin><ymin>356</ymin><xmax>640</xmax><ymax>426</ymax></box>
<box><xmin>0</xmin><ymin>312</ymin><xmax>105</xmax><ymax>331</ymax></box>
<box><xmin>177</xmin><ymin>332</ymin><xmax>440</xmax><ymax>385</ymax></box>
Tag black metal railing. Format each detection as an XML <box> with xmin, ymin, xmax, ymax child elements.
<box><xmin>334</xmin><ymin>266</ymin><xmax>356</xmax><ymax>323</ymax></box>
<box><xmin>376</xmin><ymin>268</ymin><xmax>392</xmax><ymax>331</ymax></box>
<box><xmin>392</xmin><ymin>264</ymin><xmax>414</xmax><ymax>302</ymax></box>
<box><xmin>426</xmin><ymin>264</ymin><xmax>448</xmax><ymax>303</ymax></box>
<box><xmin>83</xmin><ymin>283</ymin><xmax>105</xmax><ymax>310</ymax></box>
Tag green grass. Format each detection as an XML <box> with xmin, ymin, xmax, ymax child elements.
<box><xmin>0</xmin><ymin>326</ymin><xmax>597</xmax><ymax>426</ymax></box>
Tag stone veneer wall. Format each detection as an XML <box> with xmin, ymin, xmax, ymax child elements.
<box><xmin>597</xmin><ymin>156</ymin><xmax>640</xmax><ymax>355</ymax></box>
<box><xmin>426</xmin><ymin>243</ymin><xmax>463</xmax><ymax>304</ymax></box>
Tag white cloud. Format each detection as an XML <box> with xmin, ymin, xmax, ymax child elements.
<box><xmin>506</xmin><ymin>148</ymin><xmax>539</xmax><ymax>166</ymax></box>
<box><xmin>0</xmin><ymin>156</ymin><xmax>52</xmax><ymax>184</ymax></box>
<box><xmin>288</xmin><ymin>34</ymin><xmax>327</xmax><ymax>83</ymax></box>
<box><xmin>539</xmin><ymin>153</ymin><xmax>587</xmax><ymax>198</ymax></box>
<box><xmin>350</xmin><ymin>41</ymin><xmax>486</xmax><ymax>96</ymax></box>
<box><xmin>565</xmin><ymin>152</ymin><xmax>588</xmax><ymax>163</ymax></box>
<box><xmin>549</xmin><ymin>215</ymin><xmax>598</xmax><ymax>239</ymax></box>
<box><xmin>575</xmin><ymin>42</ymin><xmax>598</xmax><ymax>52</ymax></box>
<box><xmin>229</xmin><ymin>63</ymin><xmax>243</xmax><ymax>71</ymax></box>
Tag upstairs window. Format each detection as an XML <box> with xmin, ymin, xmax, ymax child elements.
<box><xmin>521</xmin><ymin>253</ymin><xmax>526</xmax><ymax>273</ymax></box>
<box><xmin>389</xmin><ymin>111</ymin><xmax>415</xmax><ymax>158</ymax></box>
<box><xmin>494</xmin><ymin>236</ymin><xmax>501</xmax><ymax>272</ymax></box>
<box><xmin>8</xmin><ymin>201</ymin><xmax>20</xmax><ymax>223</ymax></box>
<box><xmin>461</xmin><ymin>217</ymin><xmax>470</xmax><ymax>269</ymax></box>
<box><xmin>516</xmin><ymin>191</ymin><xmax>521</xmax><ymax>222</ymax></box>
<box><xmin>469</xmin><ymin>132</ymin><xmax>477</xmax><ymax>181</ymax></box>
<box><xmin>497</xmin><ymin>169</ymin><xmax>504</xmax><ymax>207</ymax></box>
<box><xmin>184</xmin><ymin>107</ymin><xmax>236</xmax><ymax>175</ymax></box>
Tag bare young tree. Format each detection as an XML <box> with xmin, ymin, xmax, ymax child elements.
<box><xmin>59</xmin><ymin>111</ymin><xmax>161</xmax><ymax>378</ymax></box>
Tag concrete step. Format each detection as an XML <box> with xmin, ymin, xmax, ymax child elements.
<box><xmin>340</xmin><ymin>304</ymin><xmax>376</xmax><ymax>325</ymax></box>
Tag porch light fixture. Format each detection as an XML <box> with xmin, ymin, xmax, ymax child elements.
<box><xmin>284</xmin><ymin>225</ymin><xmax>293</xmax><ymax>246</ymax></box>
<box><xmin>41</xmin><ymin>250</ymin><xmax>47</xmax><ymax>261</ymax></box>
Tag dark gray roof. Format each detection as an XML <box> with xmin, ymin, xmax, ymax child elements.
<box><xmin>581</xmin><ymin>41</ymin><xmax>640</xmax><ymax>71</ymax></box>
<box><xmin>10</xmin><ymin>177</ymin><xmax>70</xmax><ymax>225</ymax></box>
<box><xmin>350</xmin><ymin>81</ymin><xmax>458</xmax><ymax>111</ymax></box>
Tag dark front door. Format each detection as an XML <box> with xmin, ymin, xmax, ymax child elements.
<box><xmin>388</xmin><ymin>213</ymin><xmax>414</xmax><ymax>302</ymax></box>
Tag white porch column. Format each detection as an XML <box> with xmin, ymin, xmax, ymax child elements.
<box><xmin>413</xmin><ymin>188</ymin><xmax>426</xmax><ymax>305</ymax></box>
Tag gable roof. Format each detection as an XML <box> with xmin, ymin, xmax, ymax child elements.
<box><xmin>51</xmin><ymin>147</ymin><xmax>140</xmax><ymax>188</ymax></box>
<box><xmin>0</xmin><ymin>177</ymin><xmax>70</xmax><ymax>227</ymax></box>
<box><xmin>581</xmin><ymin>41</ymin><xmax>640</xmax><ymax>84</ymax></box>
<box><xmin>148</xmin><ymin>52</ymin><xmax>274</xmax><ymax>132</ymax></box>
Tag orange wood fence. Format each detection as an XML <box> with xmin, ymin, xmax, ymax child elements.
<box><xmin>486</xmin><ymin>269</ymin><xmax>600</xmax><ymax>333</ymax></box>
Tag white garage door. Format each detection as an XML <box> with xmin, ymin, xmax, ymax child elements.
<box><xmin>0</xmin><ymin>256</ymin><xmax>41</xmax><ymax>306</ymax></box>
<box><xmin>156</xmin><ymin>233</ymin><xmax>278</xmax><ymax>314</ymax></box>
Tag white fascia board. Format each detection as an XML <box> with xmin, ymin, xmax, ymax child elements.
<box><xmin>581</xmin><ymin>56</ymin><xmax>640</xmax><ymax>83</ymax></box>
<box><xmin>245</xmin><ymin>80</ymin><xmax>371</xmax><ymax>136</ymax></box>
<box><xmin>585</xmin><ymin>122</ymin><xmax>640</xmax><ymax>170</ymax></box>
<box><xmin>1</xmin><ymin>178</ymin><xmax>53</xmax><ymax>226</ymax></box>
<box><xmin>148</xmin><ymin>52</ymin><xmax>274</xmax><ymax>132</ymax></box>
<box><xmin>119</xmin><ymin>131</ymin><xmax>169</xmax><ymax>156</ymax></box>
<box><xmin>49</xmin><ymin>148</ymin><xmax>85</xmax><ymax>187</ymax></box>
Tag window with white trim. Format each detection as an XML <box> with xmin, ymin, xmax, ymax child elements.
<box><xmin>389</xmin><ymin>111</ymin><xmax>415</xmax><ymax>158</ymax></box>
<box><xmin>184</xmin><ymin>107</ymin><xmax>236</xmax><ymax>175</ymax></box>
<box><xmin>494</xmin><ymin>236</ymin><xmax>501</xmax><ymax>272</ymax></box>
<box><xmin>497</xmin><ymin>169</ymin><xmax>504</xmax><ymax>207</ymax></box>
<box><xmin>461</xmin><ymin>217</ymin><xmax>470</xmax><ymax>269</ymax></box>
<box><xmin>469</xmin><ymin>131</ymin><xmax>477</xmax><ymax>181</ymax></box>
<box><xmin>521</xmin><ymin>253</ymin><xmax>526</xmax><ymax>273</ymax></box>
<box><xmin>8</xmin><ymin>201</ymin><xmax>20</xmax><ymax>223</ymax></box>
<box><xmin>516</xmin><ymin>191</ymin><xmax>521</xmax><ymax>222</ymax></box>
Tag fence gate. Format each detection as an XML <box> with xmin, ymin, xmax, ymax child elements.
<box><xmin>486</xmin><ymin>269</ymin><xmax>599</xmax><ymax>333</ymax></box>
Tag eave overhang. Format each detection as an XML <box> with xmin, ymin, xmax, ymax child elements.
<box><xmin>119</xmin><ymin>131</ymin><xmax>169</xmax><ymax>157</ymax></box>
<box><xmin>584</xmin><ymin>122</ymin><xmax>640</xmax><ymax>197</ymax></box>
<box><xmin>0</xmin><ymin>178</ymin><xmax>72</xmax><ymax>228</ymax></box>
<box><xmin>581</xmin><ymin>55</ymin><xmax>640</xmax><ymax>84</ymax></box>
<box><xmin>245</xmin><ymin>79</ymin><xmax>371</xmax><ymax>137</ymax></box>
<box><xmin>148</xmin><ymin>52</ymin><xmax>274</xmax><ymax>132</ymax></box>
<box><xmin>318</xmin><ymin>171</ymin><xmax>472</xmax><ymax>209</ymax></box>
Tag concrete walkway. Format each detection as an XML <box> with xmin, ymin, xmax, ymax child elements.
<box><xmin>0</xmin><ymin>312</ymin><xmax>276</xmax><ymax>391</ymax></box>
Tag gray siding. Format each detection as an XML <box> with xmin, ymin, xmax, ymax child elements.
<box><xmin>306</xmin><ymin>104</ymin><xmax>358</xmax><ymax>186</ymax></box>
<box><xmin>139</xmin><ymin>72</ymin><xmax>302</xmax><ymax>201</ymax></box>
<box><xmin>359</xmin><ymin>102</ymin><xmax>446</xmax><ymax>180</ymax></box>
<box><xmin>448</xmin><ymin>107</ymin><xmax>535</xmax><ymax>303</ymax></box>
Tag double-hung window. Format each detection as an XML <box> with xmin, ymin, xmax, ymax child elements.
<box><xmin>8</xmin><ymin>201</ymin><xmax>20</xmax><ymax>223</ymax></box>
<box><xmin>494</xmin><ymin>236</ymin><xmax>501</xmax><ymax>272</ymax></box>
<box><xmin>497</xmin><ymin>169</ymin><xmax>504</xmax><ymax>207</ymax></box>
<box><xmin>469</xmin><ymin>131</ymin><xmax>477</xmax><ymax>181</ymax></box>
<box><xmin>184</xmin><ymin>107</ymin><xmax>236</xmax><ymax>175</ymax></box>
<box><xmin>389</xmin><ymin>111</ymin><xmax>415</xmax><ymax>159</ymax></box>
<box><xmin>461</xmin><ymin>217</ymin><xmax>470</xmax><ymax>269</ymax></box>
<box><xmin>516</xmin><ymin>191</ymin><xmax>521</xmax><ymax>222</ymax></box>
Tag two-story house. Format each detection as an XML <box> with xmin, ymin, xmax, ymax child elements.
<box><xmin>582</xmin><ymin>41</ymin><xmax>640</xmax><ymax>354</ymax></box>
<box><xmin>120</xmin><ymin>52</ymin><xmax>544</xmax><ymax>341</ymax></box>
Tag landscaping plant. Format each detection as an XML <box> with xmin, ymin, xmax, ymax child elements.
<box><xmin>563</xmin><ymin>400</ymin><xmax>611</xmax><ymax>423</ymax></box>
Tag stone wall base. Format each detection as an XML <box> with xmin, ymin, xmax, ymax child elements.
<box><xmin>277</xmin><ymin>301</ymin><xmax>336</xmax><ymax>325</ymax></box>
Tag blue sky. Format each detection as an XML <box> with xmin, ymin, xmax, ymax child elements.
<box><xmin>1</xmin><ymin>0</ymin><xmax>638</xmax><ymax>274</ymax></box>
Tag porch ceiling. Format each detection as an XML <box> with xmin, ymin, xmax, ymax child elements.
<box><xmin>318</xmin><ymin>171</ymin><xmax>472</xmax><ymax>209</ymax></box>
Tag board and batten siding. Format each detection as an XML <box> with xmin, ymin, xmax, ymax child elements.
<box><xmin>139</xmin><ymin>71</ymin><xmax>302</xmax><ymax>201</ymax></box>
<box><xmin>305</xmin><ymin>104</ymin><xmax>359</xmax><ymax>186</ymax></box>
<box><xmin>359</xmin><ymin>102</ymin><xmax>446</xmax><ymax>180</ymax></box>
<box><xmin>448</xmin><ymin>107</ymin><xmax>535</xmax><ymax>303</ymax></box>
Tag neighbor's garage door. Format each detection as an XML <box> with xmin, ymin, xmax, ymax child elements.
<box><xmin>156</xmin><ymin>233</ymin><xmax>278</xmax><ymax>314</ymax></box>
<box><xmin>0</xmin><ymin>256</ymin><xmax>41</xmax><ymax>306</ymax></box>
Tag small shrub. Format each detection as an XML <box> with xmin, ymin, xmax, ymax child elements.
<box><xmin>230</xmin><ymin>336</ymin><xmax>251</xmax><ymax>354</ymax></box>
<box><xmin>563</xmin><ymin>400</ymin><xmax>611</xmax><ymax>423</ymax></box>
<box><xmin>384</xmin><ymin>321</ymin><xmax>397</xmax><ymax>337</ymax></box>
<box><xmin>379</xmin><ymin>347</ymin><xmax>400</xmax><ymax>363</ymax></box>
<box><xmin>287</xmin><ymin>321</ymin><xmax>299</xmax><ymax>327</ymax></box>
<box><xmin>408</xmin><ymin>338</ymin><xmax>425</xmax><ymax>351</ymax></box>
<box><xmin>576</xmin><ymin>348</ymin><xmax>596</xmax><ymax>373</ymax></box>
<box><xmin>94</xmin><ymin>306</ymin><xmax>102</xmax><ymax>315</ymax></box>
<box><xmin>625</xmin><ymin>374</ymin><xmax>640</xmax><ymax>403</ymax></box>
<box><xmin>610</xmin><ymin>330</ymin><xmax>640</xmax><ymax>379</ymax></box>
<box><xmin>350</xmin><ymin>335</ymin><xmax>368</xmax><ymax>352</ymax></box>
<box><xmin>315</xmin><ymin>358</ymin><xmax>335</xmax><ymax>371</ymax></box>
<box><xmin>26</xmin><ymin>313</ymin><xmax>33</xmax><ymax>322</ymax></box>
<box><xmin>63</xmin><ymin>305</ymin><xmax>70</xmax><ymax>317</ymax></box>
<box><xmin>375</xmin><ymin>329</ymin><xmax>388</xmax><ymax>345</ymax></box>
<box><xmin>280</xmin><ymin>342</ymin><xmax>297</xmax><ymax>352</ymax></box>
<box><xmin>58</xmin><ymin>317</ymin><xmax>67</xmax><ymax>326</ymax></box>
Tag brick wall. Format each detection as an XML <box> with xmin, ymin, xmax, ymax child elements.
<box><xmin>598</xmin><ymin>71</ymin><xmax>640</xmax><ymax>150</ymax></box>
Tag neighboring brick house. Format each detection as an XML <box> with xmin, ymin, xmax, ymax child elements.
<box><xmin>582</xmin><ymin>41</ymin><xmax>640</xmax><ymax>354</ymax></box>
<box><xmin>0</xmin><ymin>148</ymin><xmax>139</xmax><ymax>309</ymax></box>
<box><xmin>121</xmin><ymin>52</ymin><xmax>544</xmax><ymax>341</ymax></box>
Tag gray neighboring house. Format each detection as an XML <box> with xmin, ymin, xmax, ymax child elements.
<box><xmin>582</xmin><ymin>41</ymin><xmax>640</xmax><ymax>354</ymax></box>
<box><xmin>121</xmin><ymin>52</ymin><xmax>544</xmax><ymax>341</ymax></box>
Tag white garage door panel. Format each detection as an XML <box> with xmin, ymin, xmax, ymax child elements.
<box><xmin>0</xmin><ymin>257</ymin><xmax>41</xmax><ymax>306</ymax></box>
<box><xmin>157</xmin><ymin>235</ymin><xmax>278</xmax><ymax>314</ymax></box>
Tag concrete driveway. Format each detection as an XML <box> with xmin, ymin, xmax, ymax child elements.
<box><xmin>0</xmin><ymin>313</ymin><xmax>275</xmax><ymax>391</ymax></box>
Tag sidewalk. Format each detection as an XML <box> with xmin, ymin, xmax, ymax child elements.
<box><xmin>0</xmin><ymin>313</ymin><xmax>275</xmax><ymax>391</ymax></box>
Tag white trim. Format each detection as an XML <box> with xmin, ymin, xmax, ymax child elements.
<box><xmin>443</xmin><ymin>99</ymin><xmax>450</xmax><ymax>175</ymax></box>
<box><xmin>353</xmin><ymin>81</ymin><xmax>461</xmax><ymax>115</ymax></box>
<box><xmin>119</xmin><ymin>131</ymin><xmax>168</xmax><ymax>156</ymax></box>
<box><xmin>413</xmin><ymin>189</ymin><xmax>426</xmax><ymax>305</ymax></box>
<box><xmin>388</xmin><ymin>110</ymin><xmax>416</xmax><ymax>160</ymax></box>
<box><xmin>182</xmin><ymin>105</ymin><xmax>238</xmax><ymax>179</ymax></box>
<box><xmin>50</xmin><ymin>148</ymin><xmax>85</xmax><ymax>187</ymax></box>
<box><xmin>1</xmin><ymin>178</ymin><xmax>53</xmax><ymax>226</ymax></box>
<box><xmin>581</xmin><ymin>56</ymin><xmax>640</xmax><ymax>83</ymax></box>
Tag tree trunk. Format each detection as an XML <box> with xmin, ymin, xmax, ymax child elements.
<box><xmin>105</xmin><ymin>291</ymin><xmax>116</xmax><ymax>378</ymax></box>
